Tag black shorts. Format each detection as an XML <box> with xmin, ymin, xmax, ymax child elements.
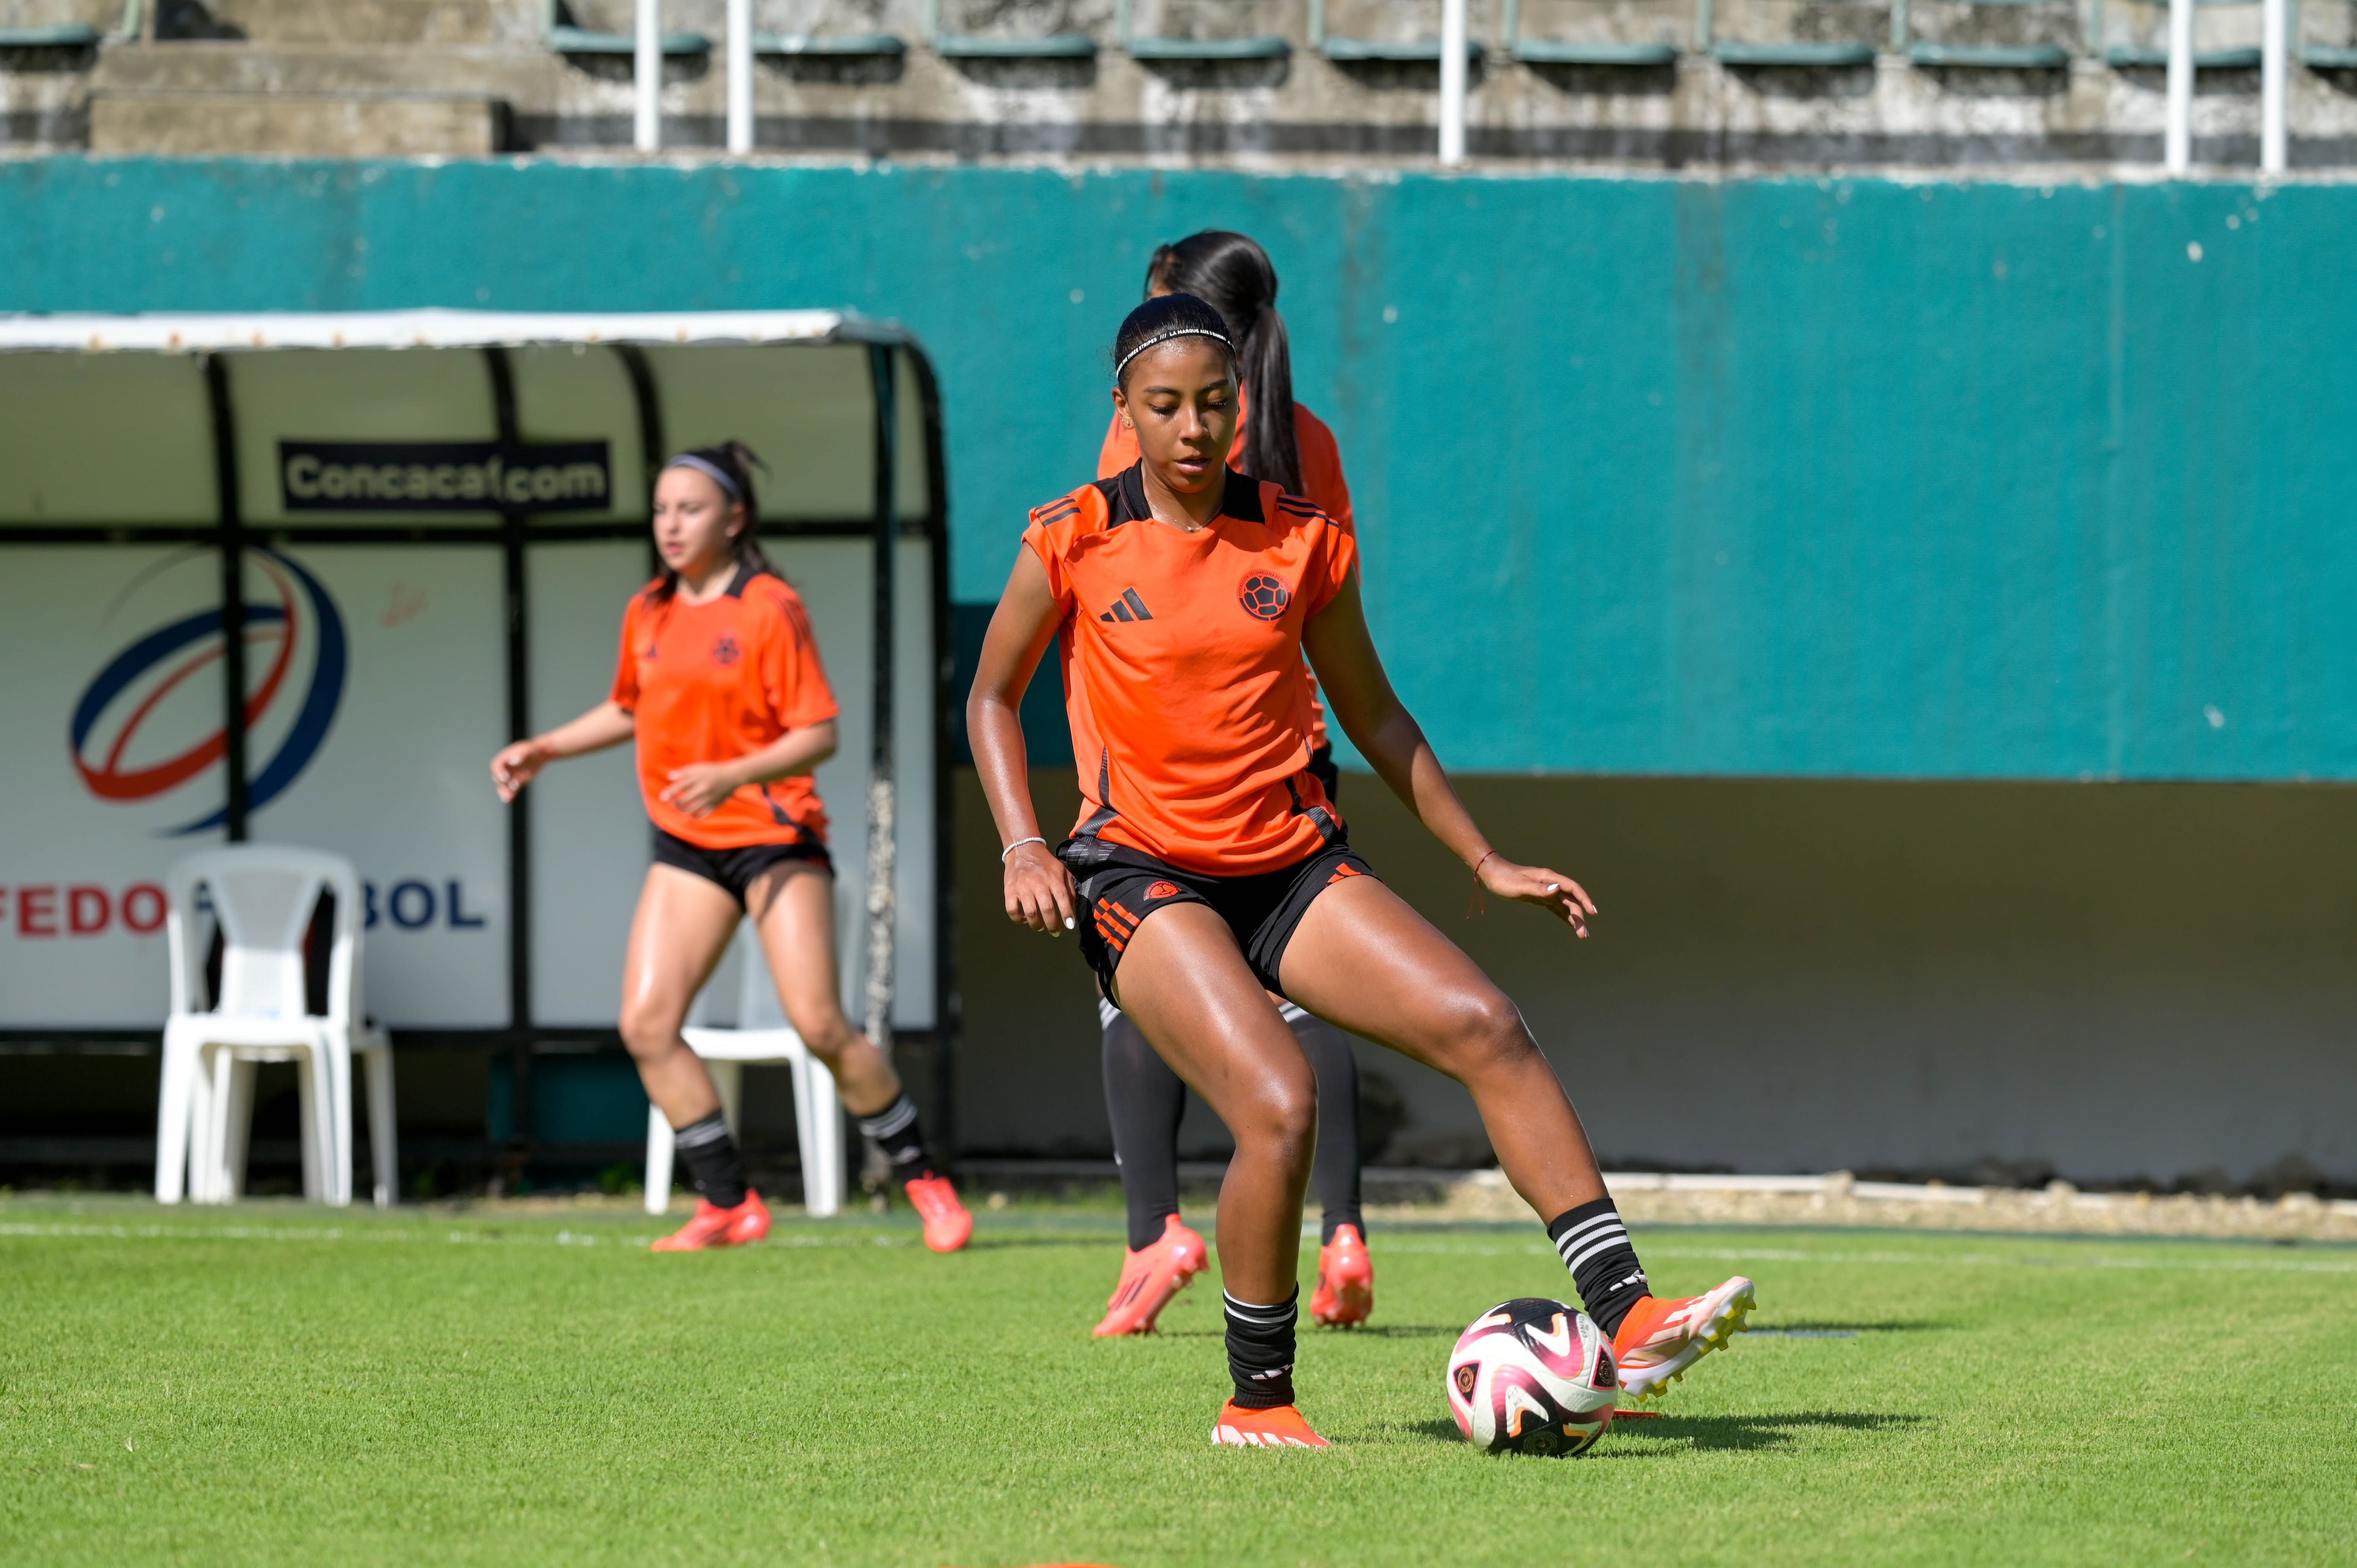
<box><xmin>652</xmin><ymin>827</ymin><xmax>832</xmax><ymax>909</ymax></box>
<box><xmin>1056</xmin><ymin>834</ymin><xmax>1378</xmax><ymax>1001</ymax></box>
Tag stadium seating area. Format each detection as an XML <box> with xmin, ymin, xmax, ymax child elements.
<box><xmin>3</xmin><ymin>0</ymin><xmax>2354</xmax><ymax>172</ymax></box>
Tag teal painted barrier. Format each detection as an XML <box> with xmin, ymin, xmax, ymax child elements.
<box><xmin>4</xmin><ymin>160</ymin><xmax>2349</xmax><ymax>781</ymax></box>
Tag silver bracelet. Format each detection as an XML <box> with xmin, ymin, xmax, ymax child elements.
<box><xmin>1000</xmin><ymin>836</ymin><xmax>1047</xmax><ymax>862</ymax></box>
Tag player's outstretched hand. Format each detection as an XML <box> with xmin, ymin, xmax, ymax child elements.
<box><xmin>490</xmin><ymin>740</ymin><xmax>550</xmax><ymax>803</ymax></box>
<box><xmin>1477</xmin><ymin>854</ymin><xmax>1598</xmax><ymax>937</ymax></box>
<box><xmin>1004</xmin><ymin>841</ymin><xmax>1076</xmax><ymax>936</ymax></box>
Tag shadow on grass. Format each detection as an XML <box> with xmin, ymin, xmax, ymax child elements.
<box><xmin>1152</xmin><ymin>1322</ymin><xmax>1459</xmax><ymax>1341</ymax></box>
<box><xmin>1385</xmin><ymin>1411</ymin><xmax>1926</xmax><ymax>1453</ymax></box>
<box><xmin>957</xmin><ymin>1234</ymin><xmax>1128</xmax><ymax>1252</ymax></box>
<box><xmin>1603</xmin><ymin>1411</ymin><xmax>1928</xmax><ymax>1453</ymax></box>
<box><xmin>1747</xmin><ymin>1320</ymin><xmax>1945</xmax><ymax>1336</ymax></box>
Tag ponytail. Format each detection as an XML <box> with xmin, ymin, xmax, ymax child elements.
<box><xmin>1145</xmin><ymin>230</ymin><xmax>1302</xmax><ymax>495</ymax></box>
<box><xmin>648</xmin><ymin>438</ymin><xmax>780</xmax><ymax>603</ymax></box>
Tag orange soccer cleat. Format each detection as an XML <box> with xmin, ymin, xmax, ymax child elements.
<box><xmin>1092</xmin><ymin>1215</ymin><xmax>1211</xmax><ymax>1337</ymax></box>
<box><xmin>904</xmin><ymin>1172</ymin><xmax>973</xmax><ymax>1253</ymax></box>
<box><xmin>1309</xmin><ymin>1223</ymin><xmax>1374</xmax><ymax>1328</ymax></box>
<box><xmin>1611</xmin><ymin>1275</ymin><xmax>1757</xmax><ymax>1400</ymax></box>
<box><xmin>1212</xmin><ymin>1401</ymin><xmax>1330</xmax><ymax>1448</ymax></box>
<box><xmin>651</xmin><ymin>1189</ymin><xmax>772</xmax><ymax>1252</ymax></box>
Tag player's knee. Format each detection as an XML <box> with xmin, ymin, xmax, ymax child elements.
<box><xmin>618</xmin><ymin>999</ymin><xmax>686</xmax><ymax>1064</ymax></box>
<box><xmin>783</xmin><ymin>1000</ymin><xmax>859</xmax><ymax>1062</ymax></box>
<box><xmin>1442</xmin><ymin>988</ymin><xmax>1536</xmax><ymax>1081</ymax></box>
<box><xmin>1237</xmin><ymin>1075</ymin><xmax>1318</xmax><ymax>1167</ymax></box>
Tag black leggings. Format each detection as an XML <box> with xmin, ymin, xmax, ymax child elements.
<box><xmin>1103</xmin><ymin>1002</ymin><xmax>1366</xmax><ymax>1252</ymax></box>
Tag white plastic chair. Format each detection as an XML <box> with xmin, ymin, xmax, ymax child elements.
<box><xmin>645</xmin><ymin>925</ymin><xmax>842</xmax><ymax>1218</ymax></box>
<box><xmin>154</xmin><ymin>846</ymin><xmax>397</xmax><ymax>1208</ymax></box>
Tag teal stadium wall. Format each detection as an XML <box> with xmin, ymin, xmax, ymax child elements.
<box><xmin>7</xmin><ymin>160</ymin><xmax>2354</xmax><ymax>782</ymax></box>
<box><xmin>7</xmin><ymin>160</ymin><xmax>2353</xmax><ymax>1184</ymax></box>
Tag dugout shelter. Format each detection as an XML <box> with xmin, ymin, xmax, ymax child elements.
<box><xmin>0</xmin><ymin>309</ymin><xmax>955</xmax><ymax>1181</ymax></box>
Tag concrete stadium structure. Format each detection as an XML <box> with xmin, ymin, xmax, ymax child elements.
<box><xmin>7</xmin><ymin>0</ymin><xmax>2357</xmax><ymax>169</ymax></box>
<box><xmin>1</xmin><ymin>157</ymin><xmax>2351</xmax><ymax>1193</ymax></box>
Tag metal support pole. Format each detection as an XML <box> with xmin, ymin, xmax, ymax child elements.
<box><xmin>202</xmin><ymin>354</ymin><xmax>250</xmax><ymax>843</ymax></box>
<box><xmin>2261</xmin><ymin>0</ymin><xmax>2287</xmax><ymax>173</ymax></box>
<box><xmin>2165</xmin><ymin>0</ymin><xmax>2193</xmax><ymax>174</ymax></box>
<box><xmin>635</xmin><ymin>0</ymin><xmax>661</xmax><ymax>153</ymax></box>
<box><xmin>1439</xmin><ymin>0</ymin><xmax>1468</xmax><ymax>164</ymax></box>
<box><xmin>862</xmin><ymin>345</ymin><xmax>898</xmax><ymax>1070</ymax></box>
<box><xmin>726</xmin><ymin>0</ymin><xmax>753</xmax><ymax>156</ymax></box>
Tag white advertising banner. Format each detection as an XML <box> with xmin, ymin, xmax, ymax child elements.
<box><xmin>0</xmin><ymin>329</ymin><xmax>943</xmax><ymax>1041</ymax></box>
<box><xmin>0</xmin><ymin>546</ymin><xmax>227</xmax><ymax>1025</ymax></box>
<box><xmin>0</xmin><ymin>543</ymin><xmax>510</xmax><ymax>1029</ymax></box>
<box><xmin>527</xmin><ymin>540</ymin><xmax>652</xmax><ymax>1027</ymax></box>
<box><xmin>244</xmin><ymin>546</ymin><xmax>510</xmax><ymax>1027</ymax></box>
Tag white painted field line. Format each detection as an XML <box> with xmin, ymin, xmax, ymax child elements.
<box><xmin>0</xmin><ymin>1219</ymin><xmax>915</xmax><ymax>1250</ymax></box>
<box><xmin>1642</xmin><ymin>1244</ymin><xmax>2357</xmax><ymax>1273</ymax></box>
<box><xmin>1368</xmin><ymin>1237</ymin><xmax>2357</xmax><ymax>1275</ymax></box>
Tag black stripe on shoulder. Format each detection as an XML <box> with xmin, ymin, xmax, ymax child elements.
<box><xmin>1220</xmin><ymin>468</ymin><xmax>1266</xmax><ymax>524</ymax></box>
<box><xmin>1274</xmin><ymin>495</ymin><xmax>1323</xmax><ymax>516</ymax></box>
<box><xmin>1104</xmin><ymin>464</ymin><xmax>1151</xmax><ymax>527</ymax></box>
<box><xmin>1031</xmin><ymin>495</ymin><xmax>1082</xmax><ymax>525</ymax></box>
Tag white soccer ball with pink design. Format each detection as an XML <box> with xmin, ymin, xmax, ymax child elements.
<box><xmin>1446</xmin><ymin>1297</ymin><xmax>1618</xmax><ymax>1456</ymax></box>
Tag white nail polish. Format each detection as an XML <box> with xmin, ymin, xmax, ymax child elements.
<box><xmin>1064</xmin><ymin>917</ymin><xmax>1075</xmax><ymax>930</ymax></box>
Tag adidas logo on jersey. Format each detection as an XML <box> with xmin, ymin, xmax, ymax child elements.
<box><xmin>1099</xmin><ymin>589</ymin><xmax>1155</xmax><ymax>624</ymax></box>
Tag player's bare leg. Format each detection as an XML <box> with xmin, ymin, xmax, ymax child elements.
<box><xmin>1115</xmin><ymin>904</ymin><xmax>1317</xmax><ymax>1307</ymax></box>
<box><xmin>618</xmin><ymin>864</ymin><xmax>740</xmax><ymax>1128</ymax></box>
<box><xmin>1114</xmin><ymin>904</ymin><xmax>1326</xmax><ymax>1444</ymax></box>
<box><xmin>1279</xmin><ymin>875</ymin><xmax>1603</xmax><ymax>1220</ymax></box>
<box><xmin>746</xmin><ymin>862</ymin><xmax>899</xmax><ymax>1116</ymax></box>
<box><xmin>619</xmin><ymin>865</ymin><xmax>770</xmax><ymax>1249</ymax></box>
<box><xmin>749</xmin><ymin>862</ymin><xmax>970</xmax><ymax>1251</ymax></box>
<box><xmin>1281</xmin><ymin>875</ymin><xmax>1753</xmax><ymax>1395</ymax></box>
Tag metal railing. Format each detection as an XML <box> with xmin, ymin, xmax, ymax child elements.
<box><xmin>619</xmin><ymin>0</ymin><xmax>2291</xmax><ymax>173</ymax></box>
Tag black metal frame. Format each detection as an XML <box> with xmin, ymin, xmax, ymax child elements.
<box><xmin>0</xmin><ymin>327</ymin><xmax>958</xmax><ymax>1180</ymax></box>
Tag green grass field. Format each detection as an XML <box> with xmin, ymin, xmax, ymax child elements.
<box><xmin>4</xmin><ymin>1196</ymin><xmax>2352</xmax><ymax>1567</ymax></box>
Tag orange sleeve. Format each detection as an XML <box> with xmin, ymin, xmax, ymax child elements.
<box><xmin>763</xmin><ymin>591</ymin><xmax>840</xmax><ymax>730</ymax></box>
<box><xmin>1293</xmin><ymin>407</ymin><xmax>1353</xmax><ymax>534</ymax></box>
<box><xmin>1022</xmin><ymin>517</ymin><xmax>1078</xmax><ymax>618</ymax></box>
<box><xmin>1301</xmin><ymin>511</ymin><xmax>1359</xmax><ymax>621</ymax></box>
<box><xmin>609</xmin><ymin>592</ymin><xmax>645</xmax><ymax>712</ymax></box>
<box><xmin>1097</xmin><ymin>412</ymin><xmax>1139</xmax><ymax>480</ymax></box>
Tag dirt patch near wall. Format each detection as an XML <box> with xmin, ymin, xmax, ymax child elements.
<box><xmin>1368</xmin><ymin>1169</ymin><xmax>2357</xmax><ymax>1244</ymax></box>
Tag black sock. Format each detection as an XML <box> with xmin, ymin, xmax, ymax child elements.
<box><xmin>1102</xmin><ymin>1000</ymin><xmax>1186</xmax><ymax>1252</ymax></box>
<box><xmin>1223</xmin><ymin>1289</ymin><xmax>1300</xmax><ymax>1410</ymax></box>
<box><xmin>857</xmin><ymin>1093</ymin><xmax>934</xmax><ymax>1182</ymax></box>
<box><xmin>674</xmin><ymin>1112</ymin><xmax>748</xmax><ymax>1209</ymax></box>
<box><xmin>1548</xmin><ymin>1198</ymin><xmax>1649</xmax><ymax>1339</ymax></box>
<box><xmin>1287</xmin><ymin>1007</ymin><xmax>1365</xmax><ymax>1244</ymax></box>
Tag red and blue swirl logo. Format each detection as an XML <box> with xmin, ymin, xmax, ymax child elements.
<box><xmin>69</xmin><ymin>549</ymin><xmax>347</xmax><ymax>835</ymax></box>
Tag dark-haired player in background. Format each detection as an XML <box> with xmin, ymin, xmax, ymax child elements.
<box><xmin>492</xmin><ymin>441</ymin><xmax>971</xmax><ymax>1255</ymax></box>
<box><xmin>969</xmin><ymin>294</ymin><xmax>1755</xmax><ymax>1446</ymax></box>
<box><xmin>1088</xmin><ymin>231</ymin><xmax>1378</xmax><ymax>1339</ymax></box>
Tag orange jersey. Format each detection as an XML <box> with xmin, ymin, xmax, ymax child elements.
<box><xmin>609</xmin><ymin>563</ymin><xmax>840</xmax><ymax>850</ymax></box>
<box><xmin>1024</xmin><ymin>464</ymin><xmax>1358</xmax><ymax>876</ymax></box>
<box><xmin>1097</xmin><ymin>393</ymin><xmax>1352</xmax><ymax>750</ymax></box>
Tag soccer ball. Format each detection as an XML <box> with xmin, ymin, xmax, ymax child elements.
<box><xmin>1446</xmin><ymin>1297</ymin><xmax>1619</xmax><ymax>1456</ymax></box>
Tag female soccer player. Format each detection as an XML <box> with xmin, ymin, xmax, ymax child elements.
<box><xmin>491</xmin><ymin>441</ymin><xmax>971</xmax><ymax>1255</ymax></box>
<box><xmin>1088</xmin><ymin>231</ymin><xmax>1376</xmax><ymax>1339</ymax></box>
<box><xmin>968</xmin><ymin>296</ymin><xmax>1754</xmax><ymax>1446</ymax></box>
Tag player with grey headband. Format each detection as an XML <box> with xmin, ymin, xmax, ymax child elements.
<box><xmin>1086</xmin><ymin>233</ymin><xmax>1383</xmax><ymax>1344</ymax></box>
